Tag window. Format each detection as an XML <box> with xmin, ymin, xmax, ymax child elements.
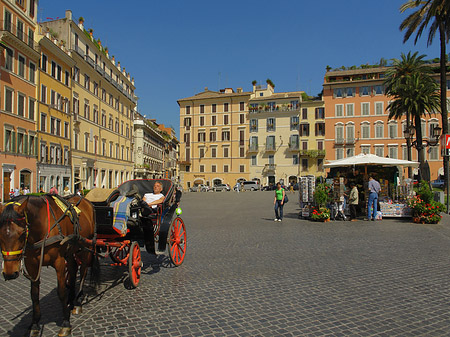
<box><xmin>51</xmin><ymin>61</ymin><xmax>56</xmax><ymax>77</ymax></box>
<box><xmin>84</xmin><ymin>102</ymin><xmax>90</xmax><ymax>120</ymax></box>
<box><xmin>361</xmin><ymin>123</ymin><xmax>370</xmax><ymax>139</ymax></box>
<box><xmin>362</xmin><ymin>102</ymin><xmax>370</xmax><ymax>116</ymax></box>
<box><xmin>223</xmin><ymin>147</ymin><xmax>229</xmax><ymax>158</ymax></box>
<box><xmin>251</xmin><ymin>155</ymin><xmax>257</xmax><ymax>166</ymax></box>
<box><xmin>375</xmin><ymin>123</ymin><xmax>384</xmax><ymax>138</ymax></box>
<box><xmin>84</xmin><ymin>75</ymin><xmax>90</xmax><ymax>90</ymax></box>
<box><xmin>290</xmin><ymin>135</ymin><xmax>299</xmax><ymax>149</ymax></box>
<box><xmin>293</xmin><ymin>154</ymin><xmax>299</xmax><ymax>165</ymax></box>
<box><xmin>346</xmin><ymin>124</ymin><xmax>355</xmax><ymax>142</ymax></box>
<box><xmin>250</xmin><ymin>119</ymin><xmax>258</xmax><ymax>132</ymax></box>
<box><xmin>211</xmin><ymin>165</ymin><xmax>216</xmax><ymax>173</ymax></box>
<box><xmin>402</xmin><ymin>145</ymin><xmax>408</xmax><ymax>160</ymax></box>
<box><xmin>29</xmin><ymin>98</ymin><xmax>35</xmax><ymax>120</ymax></box>
<box><xmin>64</xmin><ymin>122</ymin><xmax>69</xmax><ymax>138</ymax></box>
<box><xmin>209</xmin><ymin>131</ymin><xmax>216</xmax><ymax>142</ymax></box>
<box><xmin>212</xmin><ymin>104</ymin><xmax>216</xmax><ymax>113</ymax></box>
<box><xmin>240</xmin><ymin>114</ymin><xmax>245</xmax><ymax>124</ymax></box>
<box><xmin>85</xmin><ymin>133</ymin><xmax>89</xmax><ymax>152</ymax></box>
<box><xmin>18</xmin><ymin>55</ymin><xmax>25</xmax><ymax>77</ymax></box>
<box><xmin>221</xmin><ymin>131</ymin><xmax>230</xmax><ymax>141</ymax></box>
<box><xmin>211</xmin><ymin>147</ymin><xmax>216</xmax><ymax>158</ymax></box>
<box><xmin>360</xmin><ymin>86</ymin><xmax>370</xmax><ymax>96</ymax></box>
<box><xmin>429</xmin><ymin>146</ymin><xmax>439</xmax><ymax>160</ymax></box>
<box><xmin>302</xmin><ymin>108</ymin><xmax>308</xmax><ymax>119</ymax></box>
<box><xmin>5</xmin><ymin>87</ymin><xmax>13</xmax><ymax>112</ymax></box>
<box><xmin>335</xmin><ymin>104</ymin><xmax>343</xmax><ymax>117</ymax></box>
<box><xmin>185</xmin><ymin>106</ymin><xmax>190</xmax><ymax>114</ymax></box>
<box><xmin>94</xmin><ymin>107</ymin><xmax>99</xmax><ymax>124</ymax></box>
<box><xmin>199</xmin><ymin>148</ymin><xmax>205</xmax><ymax>158</ymax></box>
<box><xmin>198</xmin><ymin>132</ymin><xmax>206</xmax><ymax>142</ymax></box>
<box><xmin>224</xmin><ymin>103</ymin><xmax>229</xmax><ymax>112</ymax></box>
<box><xmin>374</xmin><ymin>85</ymin><xmax>384</xmax><ymax>95</ymax></box>
<box><xmin>17</xmin><ymin>93</ymin><xmax>25</xmax><ymax>117</ymax></box>
<box><xmin>388</xmin><ymin>146</ymin><xmax>398</xmax><ymax>159</ymax></box>
<box><xmin>73</xmin><ymin>97</ymin><xmax>79</xmax><ymax>115</ymax></box>
<box><xmin>240</xmin><ymin>102</ymin><xmax>245</xmax><ymax>111</ymax></box>
<box><xmin>389</xmin><ymin>123</ymin><xmax>397</xmax><ymax>138</ymax></box>
<box><xmin>17</xmin><ymin>20</ymin><xmax>23</xmax><ymax>41</ymax></box>
<box><xmin>266</xmin><ymin>135</ymin><xmax>275</xmax><ymax>150</ymax></box>
<box><xmin>73</xmin><ymin>67</ymin><xmax>79</xmax><ymax>82</ymax></box>
<box><xmin>224</xmin><ymin>165</ymin><xmax>229</xmax><ymax>173</ymax></box>
<box><xmin>5</xmin><ymin>47</ymin><xmax>13</xmax><ymax>71</ymax></box>
<box><xmin>65</xmin><ymin>71</ymin><xmax>70</xmax><ymax>86</ymax></box>
<box><xmin>4</xmin><ymin>129</ymin><xmax>12</xmax><ymax>152</ymax></box>
<box><xmin>375</xmin><ymin>146</ymin><xmax>384</xmax><ymax>157</ymax></box>
<box><xmin>302</xmin><ymin>141</ymin><xmax>308</xmax><ymax>150</ymax></box>
<box><xmin>315</xmin><ymin>107</ymin><xmax>325</xmax><ymax>119</ymax></box>
<box><xmin>315</xmin><ymin>122</ymin><xmax>325</xmax><ymax>136</ymax></box>
<box><xmin>40</xmin><ymin>113</ymin><xmax>46</xmax><ymax>132</ymax></box>
<box><xmin>240</xmin><ymin>147</ymin><xmax>245</xmax><ymax>157</ymax></box>
<box><xmin>317</xmin><ymin>140</ymin><xmax>324</xmax><ymax>150</ymax></box>
<box><xmin>335</xmin><ymin>125</ymin><xmax>344</xmax><ymax>142</ymax></box>
<box><xmin>50</xmin><ymin>117</ymin><xmax>55</xmax><ymax>134</ymax></box>
<box><xmin>57</xmin><ymin>65</ymin><xmax>62</xmax><ymax>81</ymax></box>
<box><xmin>317</xmin><ymin>158</ymin><xmax>324</xmax><ymax>171</ymax></box>
<box><xmin>224</xmin><ymin>115</ymin><xmax>229</xmax><ymax>125</ymax></box>
<box><xmin>200</xmin><ymin>116</ymin><xmax>204</xmax><ymax>126</ymax></box>
<box><xmin>211</xmin><ymin>115</ymin><xmax>216</xmax><ymax>126</ymax></box>
<box><xmin>200</xmin><ymin>105</ymin><xmax>204</xmax><ymax>113</ymax></box>
<box><xmin>41</xmin><ymin>85</ymin><xmax>46</xmax><ymax>103</ymax></box>
<box><xmin>346</xmin><ymin>87</ymin><xmax>355</xmax><ymax>97</ymax></box>
<box><xmin>4</xmin><ymin>10</ymin><xmax>11</xmax><ymax>32</ymax></box>
<box><xmin>375</xmin><ymin>102</ymin><xmax>383</xmax><ymax>115</ymax></box>
<box><xmin>29</xmin><ymin>62</ymin><xmax>36</xmax><ymax>83</ymax></box>
<box><xmin>334</xmin><ymin>88</ymin><xmax>343</xmax><ymax>98</ymax></box>
<box><xmin>267</xmin><ymin>118</ymin><xmax>275</xmax><ymax>132</ymax></box>
<box><xmin>93</xmin><ymin>82</ymin><xmax>98</xmax><ymax>96</ymax></box>
<box><xmin>336</xmin><ymin>148</ymin><xmax>344</xmax><ymax>160</ymax></box>
<box><xmin>301</xmin><ymin>159</ymin><xmax>308</xmax><ymax>171</ymax></box>
<box><xmin>361</xmin><ymin>145</ymin><xmax>370</xmax><ymax>154</ymax></box>
<box><xmin>300</xmin><ymin>124</ymin><xmax>310</xmax><ymax>137</ymax></box>
<box><xmin>290</xmin><ymin>116</ymin><xmax>299</xmax><ymax>131</ymax></box>
<box><xmin>346</xmin><ymin>104</ymin><xmax>354</xmax><ymax>116</ymax></box>
<box><xmin>240</xmin><ymin>165</ymin><xmax>245</xmax><ymax>173</ymax></box>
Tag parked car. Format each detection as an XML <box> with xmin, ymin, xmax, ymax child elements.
<box><xmin>214</xmin><ymin>184</ymin><xmax>230</xmax><ymax>192</ymax></box>
<box><xmin>262</xmin><ymin>184</ymin><xmax>276</xmax><ymax>191</ymax></box>
<box><xmin>242</xmin><ymin>181</ymin><xmax>261</xmax><ymax>191</ymax></box>
<box><xmin>431</xmin><ymin>179</ymin><xmax>445</xmax><ymax>189</ymax></box>
<box><xmin>189</xmin><ymin>184</ymin><xmax>210</xmax><ymax>192</ymax></box>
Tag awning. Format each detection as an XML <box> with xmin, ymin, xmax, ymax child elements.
<box><xmin>324</xmin><ymin>153</ymin><xmax>419</xmax><ymax>168</ymax></box>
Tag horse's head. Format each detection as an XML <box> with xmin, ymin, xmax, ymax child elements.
<box><xmin>0</xmin><ymin>200</ymin><xmax>29</xmax><ymax>280</ymax></box>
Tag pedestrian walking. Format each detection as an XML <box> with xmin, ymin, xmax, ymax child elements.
<box><xmin>235</xmin><ymin>182</ymin><xmax>240</xmax><ymax>193</ymax></box>
<box><xmin>365</xmin><ymin>176</ymin><xmax>381</xmax><ymax>221</ymax></box>
<box><xmin>349</xmin><ymin>183</ymin><xmax>358</xmax><ymax>221</ymax></box>
<box><xmin>273</xmin><ymin>182</ymin><xmax>285</xmax><ymax>222</ymax></box>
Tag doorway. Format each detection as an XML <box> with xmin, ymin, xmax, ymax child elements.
<box><xmin>3</xmin><ymin>172</ymin><xmax>11</xmax><ymax>201</ymax></box>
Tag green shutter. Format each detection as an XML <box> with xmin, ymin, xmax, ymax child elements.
<box><xmin>35</xmin><ymin>138</ymin><xmax>38</xmax><ymax>158</ymax></box>
<box><xmin>24</xmin><ymin>135</ymin><xmax>28</xmax><ymax>154</ymax></box>
<box><xmin>11</xmin><ymin>131</ymin><xmax>16</xmax><ymax>153</ymax></box>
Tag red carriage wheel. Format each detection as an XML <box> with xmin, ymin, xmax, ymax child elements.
<box><xmin>168</xmin><ymin>217</ymin><xmax>187</xmax><ymax>266</ymax></box>
<box><xmin>128</xmin><ymin>241</ymin><xmax>142</xmax><ymax>288</ymax></box>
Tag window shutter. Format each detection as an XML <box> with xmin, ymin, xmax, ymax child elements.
<box><xmin>12</xmin><ymin>131</ymin><xmax>16</xmax><ymax>152</ymax></box>
<box><xmin>35</xmin><ymin>140</ymin><xmax>38</xmax><ymax>157</ymax></box>
<box><xmin>24</xmin><ymin>135</ymin><xmax>28</xmax><ymax>154</ymax></box>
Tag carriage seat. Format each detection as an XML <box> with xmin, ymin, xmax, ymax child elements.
<box><xmin>85</xmin><ymin>188</ymin><xmax>120</xmax><ymax>206</ymax></box>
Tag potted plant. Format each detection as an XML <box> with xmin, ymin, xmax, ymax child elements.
<box><xmin>406</xmin><ymin>181</ymin><xmax>444</xmax><ymax>224</ymax></box>
<box><xmin>311</xmin><ymin>207</ymin><xmax>331</xmax><ymax>222</ymax></box>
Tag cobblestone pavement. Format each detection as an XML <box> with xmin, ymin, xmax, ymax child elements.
<box><xmin>2</xmin><ymin>191</ymin><xmax>450</xmax><ymax>336</ymax></box>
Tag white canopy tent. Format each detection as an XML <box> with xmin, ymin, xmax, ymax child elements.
<box><xmin>324</xmin><ymin>153</ymin><xmax>419</xmax><ymax>169</ymax></box>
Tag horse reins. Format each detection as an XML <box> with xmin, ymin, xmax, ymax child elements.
<box><xmin>1</xmin><ymin>201</ymin><xmax>29</xmax><ymax>261</ymax></box>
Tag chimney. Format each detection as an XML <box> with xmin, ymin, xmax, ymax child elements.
<box><xmin>236</xmin><ymin>87</ymin><xmax>243</xmax><ymax>93</ymax></box>
<box><xmin>65</xmin><ymin>10</ymin><xmax>72</xmax><ymax>20</ymax></box>
<box><xmin>204</xmin><ymin>87</ymin><xmax>208</xmax><ymax>91</ymax></box>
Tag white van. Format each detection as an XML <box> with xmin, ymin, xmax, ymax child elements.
<box><xmin>242</xmin><ymin>180</ymin><xmax>260</xmax><ymax>191</ymax></box>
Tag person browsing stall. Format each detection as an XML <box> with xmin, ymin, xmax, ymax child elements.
<box><xmin>365</xmin><ymin>176</ymin><xmax>381</xmax><ymax>221</ymax></box>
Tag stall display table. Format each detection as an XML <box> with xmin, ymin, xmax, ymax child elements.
<box><xmin>379</xmin><ymin>202</ymin><xmax>411</xmax><ymax>217</ymax></box>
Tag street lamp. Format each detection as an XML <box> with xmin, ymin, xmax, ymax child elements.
<box><xmin>404</xmin><ymin>124</ymin><xmax>441</xmax><ymax>147</ymax></box>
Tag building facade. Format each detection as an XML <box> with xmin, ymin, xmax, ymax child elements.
<box><xmin>178</xmin><ymin>87</ymin><xmax>251</xmax><ymax>190</ymax></box>
<box><xmin>36</xmin><ymin>33</ymin><xmax>75</xmax><ymax>193</ymax></box>
<box><xmin>323</xmin><ymin>66</ymin><xmax>445</xmax><ymax>180</ymax></box>
<box><xmin>0</xmin><ymin>0</ymin><xmax>39</xmax><ymax>201</ymax></box>
<box><xmin>41</xmin><ymin>11</ymin><xmax>137</xmax><ymax>190</ymax></box>
<box><xmin>248</xmin><ymin>84</ymin><xmax>325</xmax><ymax>187</ymax></box>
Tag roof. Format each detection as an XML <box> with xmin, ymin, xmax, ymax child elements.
<box><xmin>178</xmin><ymin>89</ymin><xmax>252</xmax><ymax>103</ymax></box>
<box><xmin>249</xmin><ymin>91</ymin><xmax>303</xmax><ymax>102</ymax></box>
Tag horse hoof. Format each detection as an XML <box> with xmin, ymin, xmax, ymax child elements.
<box><xmin>58</xmin><ymin>327</ymin><xmax>72</xmax><ymax>336</ymax></box>
<box><xmin>72</xmin><ymin>306</ymin><xmax>82</xmax><ymax>315</ymax></box>
<box><xmin>29</xmin><ymin>329</ymin><xmax>40</xmax><ymax>337</ymax></box>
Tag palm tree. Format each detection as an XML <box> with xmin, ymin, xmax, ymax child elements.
<box><xmin>400</xmin><ymin>0</ymin><xmax>450</xmax><ymax>183</ymax></box>
<box><xmin>385</xmin><ymin>52</ymin><xmax>441</xmax><ymax>172</ymax></box>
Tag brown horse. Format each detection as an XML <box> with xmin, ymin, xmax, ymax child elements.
<box><xmin>0</xmin><ymin>194</ymin><xmax>99</xmax><ymax>337</ymax></box>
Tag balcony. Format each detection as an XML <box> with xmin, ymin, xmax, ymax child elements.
<box><xmin>265</xmin><ymin>144</ymin><xmax>276</xmax><ymax>152</ymax></box>
<box><xmin>248</xmin><ymin>144</ymin><xmax>259</xmax><ymax>152</ymax></box>
<box><xmin>334</xmin><ymin>138</ymin><xmax>345</xmax><ymax>145</ymax></box>
<box><xmin>249</xmin><ymin>105</ymin><xmax>300</xmax><ymax>114</ymax></box>
<box><xmin>85</xmin><ymin>55</ymin><xmax>95</xmax><ymax>68</ymax></box>
<box><xmin>95</xmin><ymin>64</ymin><xmax>105</xmax><ymax>76</ymax></box>
<box><xmin>346</xmin><ymin>138</ymin><xmax>356</xmax><ymax>145</ymax></box>
<box><xmin>0</xmin><ymin>20</ymin><xmax>39</xmax><ymax>53</ymax></box>
<box><xmin>74</xmin><ymin>45</ymin><xmax>85</xmax><ymax>57</ymax></box>
<box><xmin>299</xmin><ymin>150</ymin><xmax>326</xmax><ymax>157</ymax></box>
<box><xmin>105</xmin><ymin>73</ymin><xmax>112</xmax><ymax>82</ymax></box>
<box><xmin>264</xmin><ymin>164</ymin><xmax>276</xmax><ymax>172</ymax></box>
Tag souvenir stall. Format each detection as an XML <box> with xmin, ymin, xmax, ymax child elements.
<box><xmin>298</xmin><ymin>175</ymin><xmax>315</xmax><ymax>218</ymax></box>
<box><xmin>324</xmin><ymin>154</ymin><xmax>419</xmax><ymax>218</ymax></box>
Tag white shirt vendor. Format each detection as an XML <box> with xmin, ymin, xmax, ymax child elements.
<box><xmin>143</xmin><ymin>192</ymin><xmax>164</xmax><ymax>208</ymax></box>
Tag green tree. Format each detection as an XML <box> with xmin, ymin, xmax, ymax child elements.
<box><xmin>385</xmin><ymin>52</ymin><xmax>440</xmax><ymax>169</ymax></box>
<box><xmin>400</xmin><ymin>0</ymin><xmax>450</xmax><ymax>184</ymax></box>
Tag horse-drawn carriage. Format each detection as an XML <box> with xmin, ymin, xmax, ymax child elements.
<box><xmin>85</xmin><ymin>179</ymin><xmax>186</xmax><ymax>288</ymax></box>
<box><xmin>0</xmin><ymin>179</ymin><xmax>186</xmax><ymax>336</ymax></box>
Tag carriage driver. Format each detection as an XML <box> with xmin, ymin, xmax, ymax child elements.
<box><xmin>141</xmin><ymin>181</ymin><xmax>165</xmax><ymax>214</ymax></box>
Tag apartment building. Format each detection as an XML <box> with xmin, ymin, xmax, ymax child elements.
<box><xmin>0</xmin><ymin>0</ymin><xmax>39</xmax><ymax>201</ymax></box>
<box><xmin>323</xmin><ymin>66</ymin><xmax>445</xmax><ymax>180</ymax></box>
<box><xmin>157</xmin><ymin>124</ymin><xmax>179</xmax><ymax>181</ymax></box>
<box><xmin>178</xmin><ymin>87</ymin><xmax>251</xmax><ymax>190</ymax></box>
<box><xmin>41</xmin><ymin>11</ymin><xmax>137</xmax><ymax>190</ymax></box>
<box><xmin>248</xmin><ymin>84</ymin><xmax>325</xmax><ymax>187</ymax></box>
<box><xmin>134</xmin><ymin>115</ymin><xmax>165</xmax><ymax>179</ymax></box>
<box><xmin>36</xmin><ymin>33</ymin><xmax>75</xmax><ymax>192</ymax></box>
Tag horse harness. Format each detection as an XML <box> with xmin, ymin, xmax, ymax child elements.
<box><xmin>1</xmin><ymin>195</ymin><xmax>84</xmax><ymax>281</ymax></box>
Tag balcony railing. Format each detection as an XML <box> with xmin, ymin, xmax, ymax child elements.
<box><xmin>264</xmin><ymin>164</ymin><xmax>276</xmax><ymax>171</ymax></box>
<box><xmin>95</xmin><ymin>64</ymin><xmax>105</xmax><ymax>76</ymax></box>
<box><xmin>248</xmin><ymin>144</ymin><xmax>258</xmax><ymax>152</ymax></box>
<box><xmin>265</xmin><ymin>144</ymin><xmax>276</xmax><ymax>151</ymax></box>
<box><xmin>335</xmin><ymin>138</ymin><xmax>345</xmax><ymax>145</ymax></box>
<box><xmin>85</xmin><ymin>55</ymin><xmax>95</xmax><ymax>68</ymax></box>
<box><xmin>346</xmin><ymin>138</ymin><xmax>356</xmax><ymax>145</ymax></box>
<box><xmin>299</xmin><ymin>150</ymin><xmax>326</xmax><ymax>157</ymax></box>
<box><xmin>105</xmin><ymin>73</ymin><xmax>112</xmax><ymax>82</ymax></box>
<box><xmin>249</xmin><ymin>105</ymin><xmax>300</xmax><ymax>113</ymax></box>
<box><xmin>0</xmin><ymin>20</ymin><xmax>38</xmax><ymax>50</ymax></box>
<box><xmin>74</xmin><ymin>45</ymin><xmax>85</xmax><ymax>57</ymax></box>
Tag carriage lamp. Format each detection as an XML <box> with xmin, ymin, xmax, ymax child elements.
<box><xmin>176</xmin><ymin>207</ymin><xmax>182</xmax><ymax>216</ymax></box>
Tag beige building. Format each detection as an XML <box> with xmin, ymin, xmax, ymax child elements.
<box><xmin>248</xmin><ymin>84</ymin><xmax>325</xmax><ymax>187</ymax></box>
<box><xmin>41</xmin><ymin>11</ymin><xmax>137</xmax><ymax>190</ymax></box>
<box><xmin>178</xmin><ymin>87</ymin><xmax>251</xmax><ymax>190</ymax></box>
<box><xmin>36</xmin><ymin>32</ymin><xmax>75</xmax><ymax>193</ymax></box>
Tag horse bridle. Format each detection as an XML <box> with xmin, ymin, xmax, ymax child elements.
<box><xmin>1</xmin><ymin>201</ymin><xmax>29</xmax><ymax>262</ymax></box>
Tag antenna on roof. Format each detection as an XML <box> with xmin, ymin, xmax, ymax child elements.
<box><xmin>218</xmin><ymin>72</ymin><xmax>221</xmax><ymax>91</ymax></box>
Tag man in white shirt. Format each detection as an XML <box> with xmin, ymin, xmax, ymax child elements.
<box><xmin>142</xmin><ymin>181</ymin><xmax>165</xmax><ymax>213</ymax></box>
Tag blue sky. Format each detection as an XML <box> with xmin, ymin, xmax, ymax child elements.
<box><xmin>39</xmin><ymin>0</ymin><xmax>442</xmax><ymax>135</ymax></box>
